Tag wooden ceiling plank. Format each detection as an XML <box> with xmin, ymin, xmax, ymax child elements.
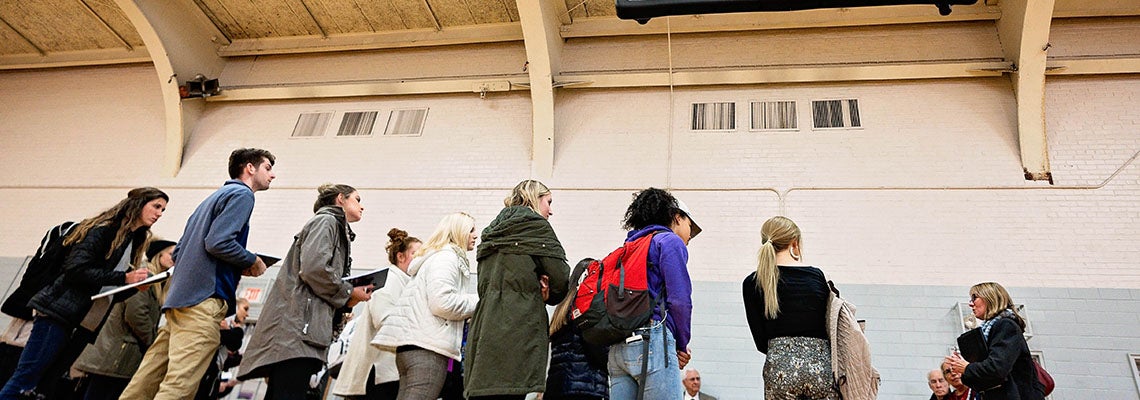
<box><xmin>349</xmin><ymin>0</ymin><xmax>378</xmax><ymax>32</ymax></box>
<box><xmin>0</xmin><ymin>15</ymin><xmax>45</xmax><ymax>55</ymax></box>
<box><xmin>423</xmin><ymin>0</ymin><xmax>444</xmax><ymax>30</ymax></box>
<box><xmin>85</xmin><ymin>0</ymin><xmax>146</xmax><ymax>46</ymax></box>
<box><xmin>256</xmin><ymin>0</ymin><xmax>320</xmax><ymax>36</ymax></box>
<box><xmin>584</xmin><ymin>0</ymin><xmax>612</xmax><ymax>17</ymax></box>
<box><xmin>308</xmin><ymin>0</ymin><xmax>371</xmax><ymax>34</ymax></box>
<box><xmin>564</xmin><ymin>0</ymin><xmax>588</xmax><ymax>20</ymax></box>
<box><xmin>246</xmin><ymin>0</ymin><xmax>297</xmax><ymax>37</ymax></box>
<box><xmin>467</xmin><ymin>0</ymin><xmax>511</xmax><ymax>24</ymax></box>
<box><xmin>77</xmin><ymin>0</ymin><xmax>133</xmax><ymax>50</ymax></box>
<box><xmin>430</xmin><ymin>0</ymin><xmax>476</xmax><ymax>27</ymax></box>
<box><xmin>354</xmin><ymin>0</ymin><xmax>408</xmax><ymax>31</ymax></box>
<box><xmin>219</xmin><ymin>0</ymin><xmax>276</xmax><ymax>38</ymax></box>
<box><xmin>196</xmin><ymin>0</ymin><xmax>251</xmax><ymax>40</ymax></box>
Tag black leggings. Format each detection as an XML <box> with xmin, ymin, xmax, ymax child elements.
<box><xmin>263</xmin><ymin>358</ymin><xmax>323</xmax><ymax>400</ymax></box>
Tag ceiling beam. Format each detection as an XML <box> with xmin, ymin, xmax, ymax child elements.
<box><xmin>556</xmin><ymin>60</ymin><xmax>1009</xmax><ymax>88</ymax></box>
<box><xmin>0</xmin><ymin>48</ymin><xmax>150</xmax><ymax>70</ymax></box>
<box><xmin>1047</xmin><ymin>56</ymin><xmax>1140</xmax><ymax>75</ymax></box>
<box><xmin>517</xmin><ymin>0</ymin><xmax>565</xmax><ymax>180</ymax></box>
<box><xmin>199</xmin><ymin>54</ymin><xmax>1140</xmax><ymax>103</ymax></box>
<box><xmin>206</xmin><ymin>75</ymin><xmax>529</xmax><ymax>101</ymax></box>
<box><xmin>115</xmin><ymin>0</ymin><xmax>226</xmax><ymax>177</ymax></box>
<box><xmin>218</xmin><ymin>23</ymin><xmax>523</xmax><ymax>56</ymax></box>
<box><xmin>561</xmin><ymin>4</ymin><xmax>1000</xmax><ymax>38</ymax></box>
<box><xmin>997</xmin><ymin>0</ymin><xmax>1055</xmax><ymax>182</ymax></box>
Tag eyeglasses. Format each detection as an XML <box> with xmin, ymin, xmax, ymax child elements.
<box><xmin>969</xmin><ymin>294</ymin><xmax>979</xmax><ymax>302</ymax></box>
<box><xmin>943</xmin><ymin>369</ymin><xmax>953</xmax><ymax>374</ymax></box>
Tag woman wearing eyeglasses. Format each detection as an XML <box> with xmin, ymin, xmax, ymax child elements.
<box><xmin>944</xmin><ymin>282</ymin><xmax>1044</xmax><ymax>400</ymax></box>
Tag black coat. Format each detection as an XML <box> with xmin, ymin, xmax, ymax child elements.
<box><xmin>961</xmin><ymin>318</ymin><xmax>1044</xmax><ymax>400</ymax></box>
<box><xmin>28</xmin><ymin>224</ymin><xmax>146</xmax><ymax>330</ymax></box>
<box><xmin>545</xmin><ymin>323</ymin><xmax>608</xmax><ymax>400</ymax></box>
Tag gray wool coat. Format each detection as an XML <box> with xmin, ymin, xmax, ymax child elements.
<box><xmin>237</xmin><ymin>206</ymin><xmax>354</xmax><ymax>380</ymax></box>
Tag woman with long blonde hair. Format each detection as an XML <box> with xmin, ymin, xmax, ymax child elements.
<box><xmin>742</xmin><ymin>216</ymin><xmax>838</xmax><ymax>400</ymax></box>
<box><xmin>372</xmin><ymin>213</ymin><xmax>480</xmax><ymax>400</ymax></box>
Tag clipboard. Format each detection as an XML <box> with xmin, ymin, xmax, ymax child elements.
<box><xmin>346</xmin><ymin>268</ymin><xmax>389</xmax><ymax>289</ymax></box>
<box><xmin>91</xmin><ymin>268</ymin><xmax>173</xmax><ymax>300</ymax></box>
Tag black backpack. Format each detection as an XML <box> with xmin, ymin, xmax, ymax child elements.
<box><xmin>2</xmin><ymin>221</ymin><xmax>77</xmax><ymax>320</ymax></box>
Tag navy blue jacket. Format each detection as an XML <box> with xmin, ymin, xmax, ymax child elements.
<box><xmin>545</xmin><ymin>323</ymin><xmax>608</xmax><ymax>400</ymax></box>
<box><xmin>165</xmin><ymin>180</ymin><xmax>258</xmax><ymax>316</ymax></box>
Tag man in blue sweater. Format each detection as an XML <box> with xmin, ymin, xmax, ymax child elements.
<box><xmin>121</xmin><ymin>148</ymin><xmax>275</xmax><ymax>400</ymax></box>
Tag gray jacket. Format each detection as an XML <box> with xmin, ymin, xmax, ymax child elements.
<box><xmin>237</xmin><ymin>206</ymin><xmax>354</xmax><ymax>380</ymax></box>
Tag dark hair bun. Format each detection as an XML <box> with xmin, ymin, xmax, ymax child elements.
<box><xmin>388</xmin><ymin>228</ymin><xmax>408</xmax><ymax>241</ymax></box>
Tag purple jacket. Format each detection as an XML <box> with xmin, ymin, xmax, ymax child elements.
<box><xmin>626</xmin><ymin>225</ymin><xmax>693</xmax><ymax>351</ymax></box>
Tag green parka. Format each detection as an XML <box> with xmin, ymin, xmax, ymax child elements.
<box><xmin>464</xmin><ymin>206</ymin><xmax>570</xmax><ymax>397</ymax></box>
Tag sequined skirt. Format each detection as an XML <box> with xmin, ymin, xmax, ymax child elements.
<box><xmin>763</xmin><ymin>336</ymin><xmax>839</xmax><ymax>400</ymax></box>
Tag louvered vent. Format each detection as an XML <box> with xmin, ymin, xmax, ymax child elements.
<box><xmin>337</xmin><ymin>111</ymin><xmax>379</xmax><ymax>137</ymax></box>
<box><xmin>691</xmin><ymin>102</ymin><xmax>735</xmax><ymax>131</ymax></box>
<box><xmin>811</xmin><ymin>99</ymin><xmax>861</xmax><ymax>129</ymax></box>
<box><xmin>384</xmin><ymin>108</ymin><xmax>429</xmax><ymax>136</ymax></box>
<box><xmin>750</xmin><ymin>101</ymin><xmax>797</xmax><ymax>131</ymax></box>
<box><xmin>291</xmin><ymin>112</ymin><xmax>333</xmax><ymax>137</ymax></box>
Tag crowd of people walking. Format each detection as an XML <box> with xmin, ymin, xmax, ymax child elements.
<box><xmin>0</xmin><ymin>147</ymin><xmax>1047</xmax><ymax>400</ymax></box>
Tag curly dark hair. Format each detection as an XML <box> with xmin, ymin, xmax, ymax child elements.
<box><xmin>385</xmin><ymin>228</ymin><xmax>422</xmax><ymax>266</ymax></box>
<box><xmin>621</xmin><ymin>188</ymin><xmax>681</xmax><ymax>230</ymax></box>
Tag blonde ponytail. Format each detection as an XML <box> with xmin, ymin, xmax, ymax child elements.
<box><xmin>754</xmin><ymin>217</ymin><xmax>802</xmax><ymax>320</ymax></box>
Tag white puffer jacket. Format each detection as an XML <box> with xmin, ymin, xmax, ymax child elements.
<box><xmin>371</xmin><ymin>245</ymin><xmax>478</xmax><ymax>360</ymax></box>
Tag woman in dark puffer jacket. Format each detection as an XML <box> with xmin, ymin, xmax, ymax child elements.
<box><xmin>545</xmin><ymin>261</ymin><xmax>607</xmax><ymax>400</ymax></box>
<box><xmin>0</xmin><ymin>187</ymin><xmax>168</xmax><ymax>400</ymax></box>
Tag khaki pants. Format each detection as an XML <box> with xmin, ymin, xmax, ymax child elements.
<box><xmin>119</xmin><ymin>298</ymin><xmax>227</xmax><ymax>400</ymax></box>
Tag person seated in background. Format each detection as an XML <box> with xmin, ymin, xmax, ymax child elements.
<box><xmin>682</xmin><ymin>368</ymin><xmax>717</xmax><ymax>400</ymax></box>
<box><xmin>928</xmin><ymin>368</ymin><xmax>950</xmax><ymax>400</ymax></box>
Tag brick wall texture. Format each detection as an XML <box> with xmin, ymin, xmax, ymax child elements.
<box><xmin>1</xmin><ymin>60</ymin><xmax>1138</xmax><ymax>399</ymax></box>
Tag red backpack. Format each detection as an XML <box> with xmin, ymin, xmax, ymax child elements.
<box><xmin>570</xmin><ymin>232</ymin><xmax>663</xmax><ymax>345</ymax></box>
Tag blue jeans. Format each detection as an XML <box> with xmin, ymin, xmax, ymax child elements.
<box><xmin>607</xmin><ymin>324</ymin><xmax>682</xmax><ymax>400</ymax></box>
<box><xmin>0</xmin><ymin>317</ymin><xmax>71</xmax><ymax>399</ymax></box>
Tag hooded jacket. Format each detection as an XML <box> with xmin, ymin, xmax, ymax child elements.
<box><xmin>237</xmin><ymin>206</ymin><xmax>354</xmax><ymax>380</ymax></box>
<box><xmin>371</xmin><ymin>245</ymin><xmax>478</xmax><ymax>360</ymax></box>
<box><xmin>463</xmin><ymin>206</ymin><xmax>569</xmax><ymax>397</ymax></box>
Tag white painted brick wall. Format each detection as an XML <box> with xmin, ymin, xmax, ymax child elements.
<box><xmin>0</xmin><ymin>67</ymin><xmax>1137</xmax><ymax>292</ymax></box>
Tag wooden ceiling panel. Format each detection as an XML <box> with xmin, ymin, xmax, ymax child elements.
<box><xmin>466</xmin><ymin>0</ymin><xmax>513</xmax><ymax>24</ymax></box>
<box><xmin>257</xmin><ymin>0</ymin><xmax>323</xmax><ymax>36</ymax></box>
<box><xmin>207</xmin><ymin>0</ymin><xmax>282</xmax><ymax>38</ymax></box>
<box><xmin>584</xmin><ymin>0</ymin><xmax>614</xmax><ymax>17</ymax></box>
<box><xmin>0</xmin><ymin>21</ymin><xmax>38</xmax><ymax>55</ymax></box>
<box><xmin>389</xmin><ymin>0</ymin><xmax>438</xmax><ymax>29</ymax></box>
<box><xmin>194</xmin><ymin>0</ymin><xmax>251</xmax><ymax>39</ymax></box>
<box><xmin>84</xmin><ymin>0</ymin><xmax>145</xmax><ymax>47</ymax></box>
<box><xmin>354</xmin><ymin>0</ymin><xmax>412</xmax><ymax>31</ymax></box>
<box><xmin>501</xmin><ymin>0</ymin><xmax>519</xmax><ymax>22</ymax></box>
<box><xmin>0</xmin><ymin>0</ymin><xmax>124</xmax><ymax>51</ymax></box>
<box><xmin>429</xmin><ymin>0</ymin><xmax>477</xmax><ymax>27</ymax></box>
<box><xmin>564</xmin><ymin>0</ymin><xmax>588</xmax><ymax>19</ymax></box>
<box><xmin>306</xmin><ymin>0</ymin><xmax>374</xmax><ymax>34</ymax></box>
